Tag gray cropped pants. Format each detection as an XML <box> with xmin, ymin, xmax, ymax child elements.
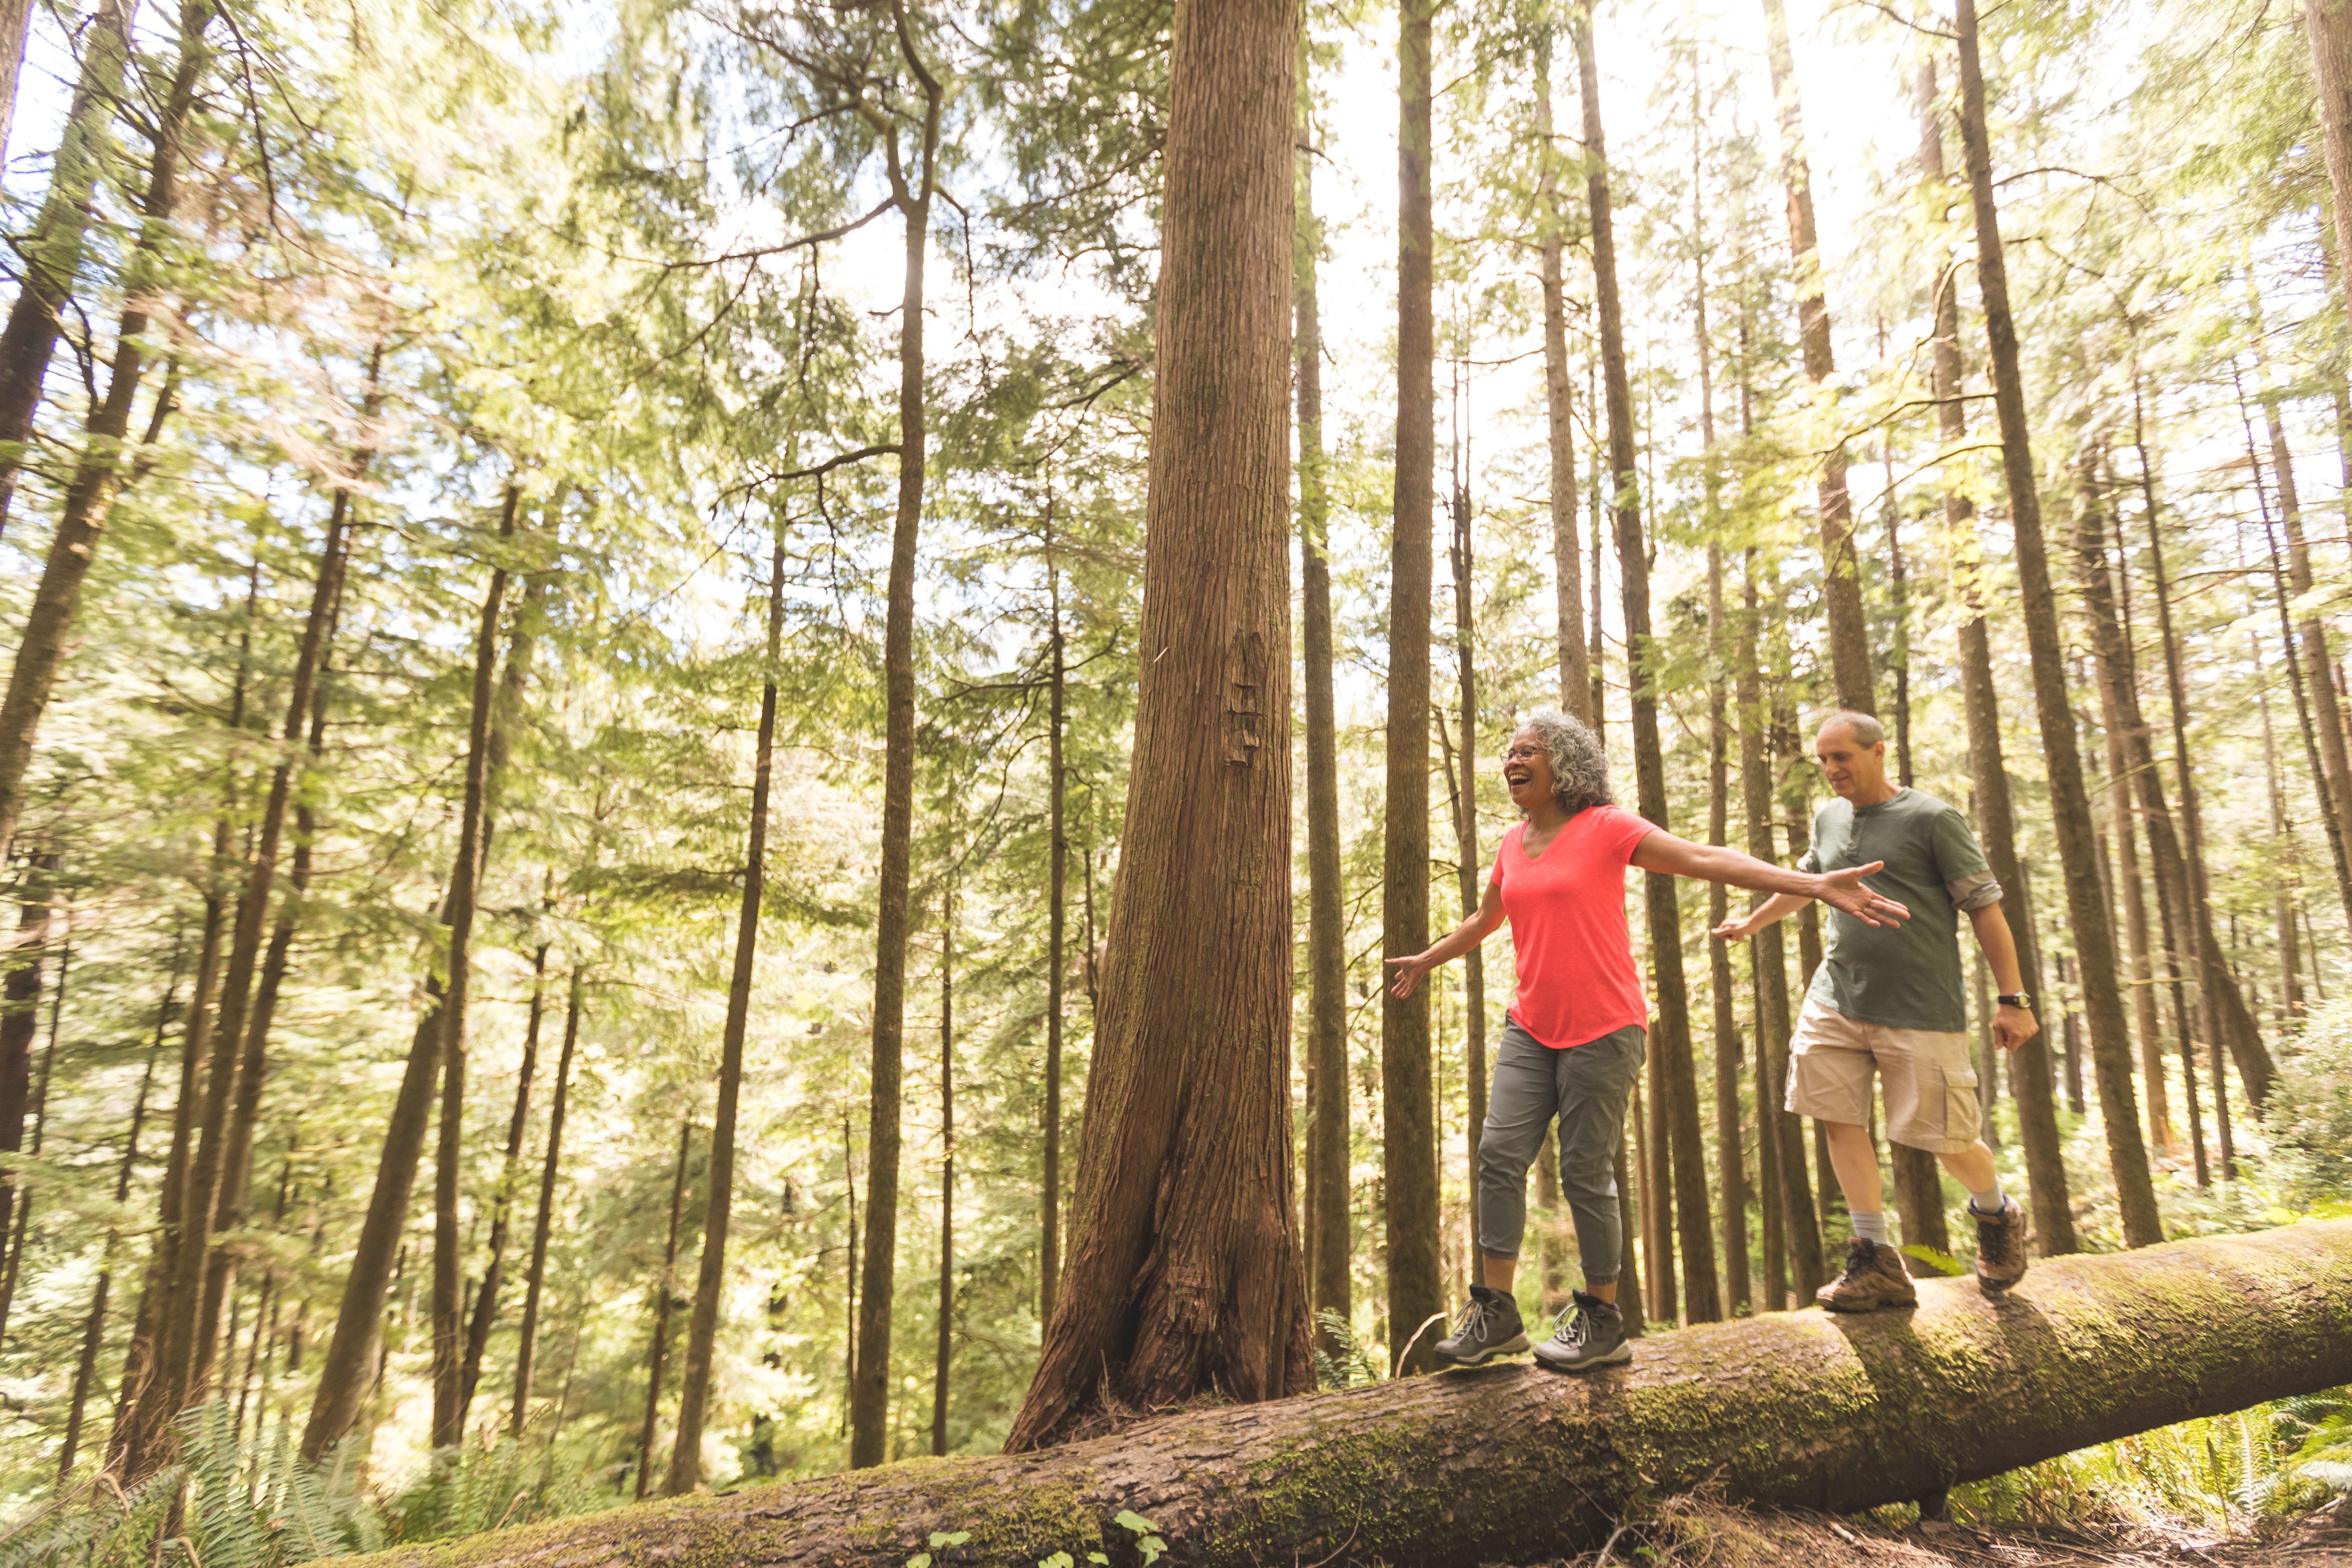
<box><xmin>1477</xmin><ymin>1016</ymin><xmax>1647</xmax><ymax>1281</ymax></box>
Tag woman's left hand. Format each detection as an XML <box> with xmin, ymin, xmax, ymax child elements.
<box><xmin>1384</xmin><ymin>952</ymin><xmax>1436</xmax><ymax>998</ymax></box>
<box><xmin>1816</xmin><ymin>862</ymin><xmax>1909</xmax><ymax>927</ymax></box>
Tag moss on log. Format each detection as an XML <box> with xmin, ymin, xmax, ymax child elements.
<box><xmin>379</xmin><ymin>1220</ymin><xmax>2352</xmax><ymax>1568</ymax></box>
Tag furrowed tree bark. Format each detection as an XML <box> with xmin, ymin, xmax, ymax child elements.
<box><xmin>429</xmin><ymin>487</ymin><xmax>522</xmax><ymax>1451</ymax></box>
<box><xmin>850</xmin><ymin>9</ymin><xmax>942</xmax><ymax>1467</ymax></box>
<box><xmin>1954</xmin><ymin>0</ymin><xmax>2159</xmax><ymax>1248</ymax></box>
<box><xmin>393</xmin><ymin>1221</ymin><xmax>2352</xmax><ymax>1568</ymax></box>
<box><xmin>1005</xmin><ymin>0</ymin><xmax>1307</xmax><ymax>1447</ymax></box>
<box><xmin>1295</xmin><ymin>42</ymin><xmax>1350</xmax><ymax>1356</ymax></box>
<box><xmin>0</xmin><ymin>0</ymin><xmax>141</xmax><ymax>533</ymax></box>
<box><xmin>1382</xmin><ymin>0</ymin><xmax>1442</xmax><ymax>1378</ymax></box>
<box><xmin>1737</xmin><ymin>555</ymin><xmax>1818</xmax><ymax>1302</ymax></box>
<box><xmin>637</xmin><ymin>1121</ymin><xmax>694</xmax><ymax>1499</ymax></box>
<box><xmin>1578</xmin><ymin>0</ymin><xmax>1717</xmax><ymax>1324</ymax></box>
<box><xmin>0</xmin><ymin>0</ymin><xmax>210</xmax><ymax>869</ymax></box>
<box><xmin>666</xmin><ymin>537</ymin><xmax>785</xmax><ymax>1492</ymax></box>
<box><xmin>1536</xmin><ymin>29</ymin><xmax>1589</xmax><ymax>726</ymax></box>
<box><xmin>509</xmin><ymin>963</ymin><xmax>581</xmax><ymax>1438</ymax></box>
<box><xmin>1759</xmin><ymin>0</ymin><xmax>1871</xmax><ymax>718</ymax></box>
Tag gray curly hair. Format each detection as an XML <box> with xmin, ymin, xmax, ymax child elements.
<box><xmin>1516</xmin><ymin>708</ymin><xmax>1613</xmax><ymax>817</ymax></box>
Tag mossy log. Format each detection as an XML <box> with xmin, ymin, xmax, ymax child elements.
<box><xmin>385</xmin><ymin>1221</ymin><xmax>2352</xmax><ymax>1568</ymax></box>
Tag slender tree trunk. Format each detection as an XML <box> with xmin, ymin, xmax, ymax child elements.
<box><xmin>1955</xmin><ymin>0</ymin><xmax>2159</xmax><ymax>1246</ymax></box>
<box><xmin>851</xmin><ymin>26</ymin><xmax>943</xmax><ymax>1465</ymax></box>
<box><xmin>1042</xmin><ymin>556</ymin><xmax>1066</xmax><ymax>1331</ymax></box>
<box><xmin>933</xmin><ymin>878</ymin><xmax>954</xmax><ymax>1457</ymax></box>
<box><xmin>0</xmin><ymin>0</ymin><xmax>142</xmax><ymax>531</ymax></box>
<box><xmin>429</xmin><ymin>488</ymin><xmax>523</xmax><ymax>1451</ymax></box>
<box><xmin>2255</xmin><ymin>629</ymin><xmax>2305</xmax><ymax>1027</ymax></box>
<box><xmin>1577</xmin><ymin>0</ymin><xmax>1717</xmax><ymax>1324</ymax></box>
<box><xmin>0</xmin><ymin>0</ymin><xmax>211</xmax><ymax>866</ymax></box>
<box><xmin>460</xmin><ymin>939</ymin><xmax>548</xmax><ymax>1422</ymax></box>
<box><xmin>1007</xmin><ymin>0</ymin><xmax>1307</xmax><ymax>1446</ymax></box>
<box><xmin>0</xmin><ymin>865</ymin><xmax>48</xmax><ymax>1262</ymax></box>
<box><xmin>2094</xmin><ymin>530</ymin><xmax>2171</xmax><ymax>1150</ymax></box>
<box><xmin>1536</xmin><ymin>32</ymin><xmax>1589</xmax><ymax>725</ymax></box>
<box><xmin>509</xmin><ymin>963</ymin><xmax>581</xmax><ymax>1438</ymax></box>
<box><xmin>841</xmin><ymin>1115</ymin><xmax>857</xmax><ymax>1437</ymax></box>
<box><xmin>1379</xmin><ymin>0</ymin><xmax>1442</xmax><ymax>1380</ymax></box>
<box><xmin>1295</xmin><ymin>44</ymin><xmax>1350</xmax><ymax>1356</ymax></box>
<box><xmin>1448</xmin><ymin>443</ymin><xmax>1485</xmax><ymax>1259</ymax></box>
<box><xmin>668</xmin><ymin>539</ymin><xmax>786</xmax><ymax>1491</ymax></box>
<box><xmin>0</xmin><ymin>903</ymin><xmax>64</xmax><ymax>1341</ymax></box>
<box><xmin>1759</xmin><ymin>0</ymin><xmax>1871</xmax><ymax>715</ymax></box>
<box><xmin>637</xmin><ymin>1122</ymin><xmax>694</xmax><ymax>1499</ymax></box>
<box><xmin>1705</xmin><ymin>548</ymin><xmax>1749</xmax><ymax>1315</ymax></box>
<box><xmin>1738</xmin><ymin>559</ymin><xmax>1818</xmax><ymax>1301</ymax></box>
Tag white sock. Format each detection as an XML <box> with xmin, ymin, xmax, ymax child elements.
<box><xmin>1969</xmin><ymin>1183</ymin><xmax>2006</xmax><ymax>1216</ymax></box>
<box><xmin>1850</xmin><ymin>1210</ymin><xmax>1890</xmax><ymax>1245</ymax></box>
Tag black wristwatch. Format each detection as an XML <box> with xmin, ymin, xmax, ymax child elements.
<box><xmin>1997</xmin><ymin>992</ymin><xmax>2034</xmax><ymax>1011</ymax></box>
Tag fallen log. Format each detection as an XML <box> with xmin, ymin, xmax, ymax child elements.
<box><xmin>387</xmin><ymin>1221</ymin><xmax>2352</xmax><ymax>1568</ymax></box>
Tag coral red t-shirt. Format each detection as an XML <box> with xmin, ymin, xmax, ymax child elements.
<box><xmin>1488</xmin><ymin>804</ymin><xmax>1657</xmax><ymax>1049</ymax></box>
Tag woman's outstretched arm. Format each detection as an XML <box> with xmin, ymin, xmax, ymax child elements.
<box><xmin>1629</xmin><ymin>829</ymin><xmax>1908</xmax><ymax>930</ymax></box>
<box><xmin>1385</xmin><ymin>876</ymin><xmax>1506</xmax><ymax>998</ymax></box>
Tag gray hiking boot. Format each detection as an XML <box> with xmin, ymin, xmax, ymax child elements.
<box><xmin>1971</xmin><ymin>1194</ymin><xmax>2028</xmax><ymax>1292</ymax></box>
<box><xmin>1816</xmin><ymin>1237</ymin><xmax>1920</xmax><ymax>1313</ymax></box>
<box><xmin>1434</xmin><ymin>1285</ymin><xmax>1528</xmax><ymax>1367</ymax></box>
<box><xmin>1532</xmin><ymin>1290</ymin><xmax>1630</xmax><ymax>1373</ymax></box>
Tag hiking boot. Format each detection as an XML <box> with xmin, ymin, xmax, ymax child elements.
<box><xmin>1532</xmin><ymin>1291</ymin><xmax>1631</xmax><ymax>1372</ymax></box>
<box><xmin>1972</xmin><ymin>1194</ymin><xmax>2028</xmax><ymax>1292</ymax></box>
<box><xmin>1433</xmin><ymin>1285</ymin><xmax>1528</xmax><ymax>1367</ymax></box>
<box><xmin>1816</xmin><ymin>1237</ymin><xmax>1920</xmax><ymax>1313</ymax></box>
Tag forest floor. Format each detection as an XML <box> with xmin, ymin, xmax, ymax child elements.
<box><xmin>1514</xmin><ymin>1494</ymin><xmax>2352</xmax><ymax>1566</ymax></box>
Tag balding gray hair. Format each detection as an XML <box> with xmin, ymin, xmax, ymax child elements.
<box><xmin>1519</xmin><ymin>709</ymin><xmax>1614</xmax><ymax>817</ymax></box>
<box><xmin>1818</xmin><ymin>710</ymin><xmax>1886</xmax><ymax>748</ymax></box>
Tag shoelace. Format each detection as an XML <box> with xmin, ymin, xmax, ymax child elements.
<box><xmin>1452</xmin><ymin>1296</ymin><xmax>1496</xmax><ymax>1341</ymax></box>
<box><xmin>1834</xmin><ymin>1246</ymin><xmax>1878</xmax><ymax>1286</ymax></box>
<box><xmin>1547</xmin><ymin>1302</ymin><xmax>1590</xmax><ymax>1349</ymax></box>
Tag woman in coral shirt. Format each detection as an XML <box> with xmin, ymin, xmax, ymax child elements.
<box><xmin>1386</xmin><ymin>710</ymin><xmax>1902</xmax><ymax>1372</ymax></box>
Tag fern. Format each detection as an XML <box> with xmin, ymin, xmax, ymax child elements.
<box><xmin>1309</xmin><ymin>1309</ymin><xmax>1381</xmax><ymax>1390</ymax></box>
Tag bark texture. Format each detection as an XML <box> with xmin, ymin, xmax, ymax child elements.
<box><xmin>373</xmin><ymin>1221</ymin><xmax>2352</xmax><ymax>1568</ymax></box>
<box><xmin>1005</xmin><ymin>0</ymin><xmax>1307</xmax><ymax>1449</ymax></box>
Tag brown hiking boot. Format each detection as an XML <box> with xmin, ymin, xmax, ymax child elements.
<box><xmin>1972</xmin><ymin>1195</ymin><xmax>2028</xmax><ymax>1292</ymax></box>
<box><xmin>1815</xmin><ymin>1237</ymin><xmax>1920</xmax><ymax>1313</ymax></box>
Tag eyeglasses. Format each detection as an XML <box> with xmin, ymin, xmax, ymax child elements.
<box><xmin>1501</xmin><ymin>744</ymin><xmax>1545</xmax><ymax>763</ymax></box>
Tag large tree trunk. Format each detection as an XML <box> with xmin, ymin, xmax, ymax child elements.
<box><xmin>1294</xmin><ymin>43</ymin><xmax>1349</xmax><ymax>1356</ymax></box>
<box><xmin>1577</xmin><ymin>0</ymin><xmax>1717</xmax><ymax>1325</ymax></box>
<box><xmin>1759</xmin><ymin>0</ymin><xmax>1871</xmax><ymax>717</ymax></box>
<box><xmin>0</xmin><ymin>0</ymin><xmax>144</xmax><ymax>533</ymax></box>
<box><xmin>1006</xmin><ymin>0</ymin><xmax>1306</xmax><ymax>1446</ymax></box>
<box><xmin>1954</xmin><ymin>0</ymin><xmax>2160</xmax><ymax>1248</ymax></box>
<box><xmin>1382</xmin><ymin>0</ymin><xmax>1442</xmax><ymax>1377</ymax></box>
<box><xmin>850</xmin><ymin>18</ymin><xmax>944</xmax><ymax>1465</ymax></box>
<box><xmin>666</xmin><ymin>539</ymin><xmax>786</xmax><ymax>1491</ymax></box>
<box><xmin>1536</xmin><ymin>31</ymin><xmax>1588</xmax><ymax>726</ymax></box>
<box><xmin>390</xmin><ymin>1222</ymin><xmax>2352</xmax><ymax>1568</ymax></box>
<box><xmin>509</xmin><ymin>963</ymin><xmax>582</xmax><ymax>1437</ymax></box>
<box><xmin>0</xmin><ymin>0</ymin><xmax>210</xmax><ymax>870</ymax></box>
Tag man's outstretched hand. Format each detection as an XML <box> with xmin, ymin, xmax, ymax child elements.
<box><xmin>1818</xmin><ymin>861</ymin><xmax>1908</xmax><ymax>927</ymax></box>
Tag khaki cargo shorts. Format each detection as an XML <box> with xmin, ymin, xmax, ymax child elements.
<box><xmin>1786</xmin><ymin>997</ymin><xmax>1981</xmax><ymax>1154</ymax></box>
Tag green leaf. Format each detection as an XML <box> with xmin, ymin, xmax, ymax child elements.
<box><xmin>1899</xmin><ymin>1243</ymin><xmax>1964</xmax><ymax>1278</ymax></box>
<box><xmin>1038</xmin><ymin>1553</ymin><xmax>1075</xmax><ymax>1568</ymax></box>
<box><xmin>907</xmin><ymin>1556</ymin><xmax>932</xmax><ymax>1568</ymax></box>
<box><xmin>1112</xmin><ymin>1511</ymin><xmax>1158</xmax><ymax>1536</ymax></box>
<box><xmin>930</xmin><ymin>1533</ymin><xmax>971</xmax><ymax>1549</ymax></box>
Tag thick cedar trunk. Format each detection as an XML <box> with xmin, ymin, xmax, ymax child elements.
<box><xmin>1577</xmin><ymin>1</ymin><xmax>1717</xmax><ymax>1325</ymax></box>
<box><xmin>0</xmin><ymin>0</ymin><xmax>210</xmax><ymax>864</ymax></box>
<box><xmin>429</xmin><ymin>489</ymin><xmax>522</xmax><ymax>1450</ymax></box>
<box><xmin>933</xmin><ymin>886</ymin><xmax>953</xmax><ymax>1457</ymax></box>
<box><xmin>509</xmin><ymin>964</ymin><xmax>581</xmax><ymax>1437</ymax></box>
<box><xmin>386</xmin><ymin>1223</ymin><xmax>2352</xmax><ymax>1568</ymax></box>
<box><xmin>1955</xmin><ymin>0</ymin><xmax>2159</xmax><ymax>1247</ymax></box>
<box><xmin>1737</xmin><ymin>560</ymin><xmax>1817</xmax><ymax>1301</ymax></box>
<box><xmin>1536</xmin><ymin>33</ymin><xmax>1589</xmax><ymax>726</ymax></box>
<box><xmin>1759</xmin><ymin>0</ymin><xmax>1871</xmax><ymax>717</ymax></box>
<box><xmin>666</xmin><ymin>540</ymin><xmax>786</xmax><ymax>1491</ymax></box>
<box><xmin>0</xmin><ymin>0</ymin><xmax>140</xmax><ymax>531</ymax></box>
<box><xmin>1295</xmin><ymin>52</ymin><xmax>1350</xmax><ymax>1354</ymax></box>
<box><xmin>637</xmin><ymin>1122</ymin><xmax>694</xmax><ymax>1498</ymax></box>
<box><xmin>1383</xmin><ymin>0</ymin><xmax>1442</xmax><ymax>1377</ymax></box>
<box><xmin>1042</xmin><ymin>562</ymin><xmax>1066</xmax><ymax>1332</ymax></box>
<box><xmin>851</xmin><ymin>22</ymin><xmax>943</xmax><ymax>1466</ymax></box>
<box><xmin>1006</xmin><ymin>0</ymin><xmax>1306</xmax><ymax>1446</ymax></box>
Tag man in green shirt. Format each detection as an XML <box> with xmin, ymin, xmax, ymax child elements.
<box><xmin>1715</xmin><ymin>711</ymin><xmax>2037</xmax><ymax>1310</ymax></box>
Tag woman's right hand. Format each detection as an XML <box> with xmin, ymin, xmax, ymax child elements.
<box><xmin>1385</xmin><ymin>952</ymin><xmax>1436</xmax><ymax>998</ymax></box>
<box><xmin>1711</xmin><ymin>915</ymin><xmax>1755</xmax><ymax>943</ymax></box>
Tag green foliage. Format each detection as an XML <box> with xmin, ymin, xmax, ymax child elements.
<box><xmin>1310</xmin><ymin>1311</ymin><xmax>1383</xmax><ymax>1391</ymax></box>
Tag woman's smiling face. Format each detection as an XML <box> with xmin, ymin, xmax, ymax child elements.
<box><xmin>1503</xmin><ymin>727</ymin><xmax>1553</xmax><ymax>814</ymax></box>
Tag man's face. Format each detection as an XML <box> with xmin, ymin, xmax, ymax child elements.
<box><xmin>1814</xmin><ymin>723</ymin><xmax>1889</xmax><ymax>801</ymax></box>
